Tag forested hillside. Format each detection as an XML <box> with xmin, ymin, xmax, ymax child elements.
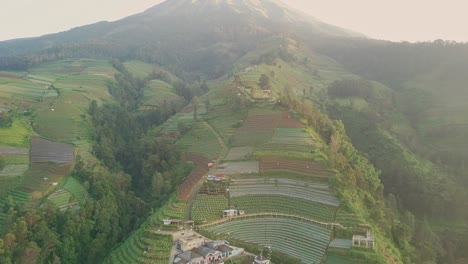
<box><xmin>0</xmin><ymin>0</ymin><xmax>466</xmax><ymax>263</ymax></box>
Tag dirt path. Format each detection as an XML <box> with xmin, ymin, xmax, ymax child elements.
<box><xmin>196</xmin><ymin>212</ymin><xmax>345</xmax><ymax>230</ymax></box>
<box><xmin>183</xmin><ymin>121</ymin><xmax>229</xmax><ymax>220</ymax></box>
<box><xmin>202</xmin><ymin>121</ymin><xmax>228</xmax><ymax>159</ymax></box>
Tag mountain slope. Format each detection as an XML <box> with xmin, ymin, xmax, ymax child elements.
<box><xmin>0</xmin><ymin>0</ymin><xmax>362</xmax><ymax>78</ymax></box>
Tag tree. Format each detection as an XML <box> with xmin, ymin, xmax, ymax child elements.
<box><xmin>192</xmin><ymin>96</ymin><xmax>200</xmax><ymax>121</ymax></box>
<box><xmin>0</xmin><ymin>112</ymin><xmax>12</xmax><ymax>128</ymax></box>
<box><xmin>258</xmin><ymin>74</ymin><xmax>271</xmax><ymax>90</ymax></box>
<box><xmin>200</xmin><ymin>81</ymin><xmax>209</xmax><ymax>93</ymax></box>
<box><xmin>0</xmin><ymin>156</ymin><xmax>5</xmax><ymax>171</ymax></box>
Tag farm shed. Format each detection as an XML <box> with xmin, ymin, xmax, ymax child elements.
<box><xmin>352</xmin><ymin>230</ymin><xmax>375</xmax><ymax>249</ymax></box>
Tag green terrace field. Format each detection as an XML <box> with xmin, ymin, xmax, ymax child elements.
<box><xmin>176</xmin><ymin>122</ymin><xmax>222</xmax><ymax>160</ymax></box>
<box><xmin>191</xmin><ymin>195</ymin><xmax>227</xmax><ymax>224</ymax></box>
<box><xmin>141</xmin><ymin>80</ymin><xmax>184</xmax><ymax>109</ymax></box>
<box><xmin>0</xmin><ymin>117</ymin><xmax>34</xmax><ymax>147</ymax></box>
<box><xmin>47</xmin><ymin>189</ymin><xmax>76</xmax><ymax>210</ymax></box>
<box><xmin>123</xmin><ymin>61</ymin><xmax>156</xmax><ymax>79</ymax></box>
<box><xmin>63</xmin><ymin>176</ymin><xmax>88</xmax><ymax>204</ymax></box>
<box><xmin>205</xmin><ymin>217</ymin><xmax>332</xmax><ymax>264</ymax></box>
<box><xmin>0</xmin><ymin>75</ymin><xmax>53</xmax><ymax>104</ymax></box>
<box><xmin>205</xmin><ymin>105</ymin><xmax>246</xmax><ymax>145</ymax></box>
<box><xmin>105</xmin><ymin>198</ymin><xmax>180</xmax><ymax>264</ymax></box>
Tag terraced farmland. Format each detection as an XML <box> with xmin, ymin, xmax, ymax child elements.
<box><xmin>271</xmin><ymin>128</ymin><xmax>314</xmax><ymax>145</ymax></box>
<box><xmin>206</xmin><ymin>106</ymin><xmax>245</xmax><ymax>143</ymax></box>
<box><xmin>205</xmin><ymin>217</ymin><xmax>332</xmax><ymax>264</ymax></box>
<box><xmin>238</xmin><ymin>112</ymin><xmax>280</xmax><ymax>131</ymax></box>
<box><xmin>30</xmin><ymin>136</ymin><xmax>74</xmax><ymax>163</ymax></box>
<box><xmin>63</xmin><ymin>177</ymin><xmax>88</xmax><ymax>204</ymax></box>
<box><xmin>231</xmin><ymin>195</ymin><xmax>336</xmax><ymax>222</ymax></box>
<box><xmin>191</xmin><ymin>195</ymin><xmax>227</xmax><ymax>224</ymax></box>
<box><xmin>105</xmin><ymin>228</ymin><xmax>172</xmax><ymax>264</ymax></box>
<box><xmin>20</xmin><ymin>162</ymin><xmax>73</xmax><ymax>199</ymax></box>
<box><xmin>0</xmin><ymin>76</ymin><xmax>51</xmax><ymax>103</ymax></box>
<box><xmin>176</xmin><ymin>122</ymin><xmax>222</xmax><ymax>159</ymax></box>
<box><xmin>231</xmin><ymin>110</ymin><xmax>280</xmax><ymax>146</ymax></box>
<box><xmin>0</xmin><ymin>118</ymin><xmax>33</xmax><ymax>147</ymax></box>
<box><xmin>47</xmin><ymin>189</ymin><xmax>79</xmax><ymax>211</ymax></box>
<box><xmin>278</xmin><ymin>111</ymin><xmax>305</xmax><ymax>128</ymax></box>
<box><xmin>0</xmin><ymin>165</ymin><xmax>29</xmax><ymax>177</ymax></box>
<box><xmin>211</xmin><ymin>161</ymin><xmax>259</xmax><ymax>175</ymax></box>
<box><xmin>223</xmin><ymin>147</ymin><xmax>253</xmax><ymax>161</ymax></box>
<box><xmin>229</xmin><ymin>178</ymin><xmax>340</xmax><ymax>206</ymax></box>
<box><xmin>260</xmin><ymin>157</ymin><xmax>333</xmax><ymax>177</ymax></box>
<box><xmin>177</xmin><ymin>154</ymin><xmax>210</xmax><ymax>201</ymax></box>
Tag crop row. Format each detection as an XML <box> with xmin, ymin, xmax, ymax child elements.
<box><xmin>206</xmin><ymin>217</ymin><xmax>331</xmax><ymax>263</ymax></box>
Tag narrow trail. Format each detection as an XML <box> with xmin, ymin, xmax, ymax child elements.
<box><xmin>202</xmin><ymin>121</ymin><xmax>228</xmax><ymax>160</ymax></box>
<box><xmin>196</xmin><ymin>212</ymin><xmax>346</xmax><ymax>230</ymax></box>
<box><xmin>183</xmin><ymin>121</ymin><xmax>230</xmax><ymax>221</ymax></box>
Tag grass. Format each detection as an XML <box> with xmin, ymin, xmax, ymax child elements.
<box><xmin>177</xmin><ymin>122</ymin><xmax>222</xmax><ymax>159</ymax></box>
<box><xmin>142</xmin><ymin>80</ymin><xmax>184</xmax><ymax>109</ymax></box>
<box><xmin>191</xmin><ymin>195</ymin><xmax>227</xmax><ymax>224</ymax></box>
<box><xmin>0</xmin><ymin>165</ymin><xmax>29</xmax><ymax>177</ymax></box>
<box><xmin>0</xmin><ymin>117</ymin><xmax>33</xmax><ymax>147</ymax></box>
<box><xmin>63</xmin><ymin>177</ymin><xmax>88</xmax><ymax>204</ymax></box>
<box><xmin>1</xmin><ymin>154</ymin><xmax>29</xmax><ymax>165</ymax></box>
<box><xmin>47</xmin><ymin>189</ymin><xmax>73</xmax><ymax>208</ymax></box>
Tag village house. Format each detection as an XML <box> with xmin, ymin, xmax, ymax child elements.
<box><xmin>178</xmin><ymin>235</ymin><xmax>206</xmax><ymax>252</ymax></box>
<box><xmin>223</xmin><ymin>209</ymin><xmax>245</xmax><ymax>218</ymax></box>
<box><xmin>174</xmin><ymin>238</ymin><xmax>244</xmax><ymax>264</ymax></box>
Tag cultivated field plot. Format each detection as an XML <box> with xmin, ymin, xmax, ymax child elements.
<box><xmin>260</xmin><ymin>157</ymin><xmax>333</xmax><ymax>177</ymax></box>
<box><xmin>271</xmin><ymin>128</ymin><xmax>314</xmax><ymax>145</ymax></box>
<box><xmin>205</xmin><ymin>105</ymin><xmax>245</xmax><ymax>143</ymax></box>
<box><xmin>177</xmin><ymin>154</ymin><xmax>211</xmax><ymax>201</ymax></box>
<box><xmin>224</xmin><ymin>147</ymin><xmax>253</xmax><ymax>161</ymax></box>
<box><xmin>191</xmin><ymin>195</ymin><xmax>227</xmax><ymax>224</ymax></box>
<box><xmin>278</xmin><ymin>111</ymin><xmax>305</xmax><ymax>128</ymax></box>
<box><xmin>231</xmin><ymin>131</ymin><xmax>274</xmax><ymax>146</ymax></box>
<box><xmin>0</xmin><ymin>76</ymin><xmax>50</xmax><ymax>102</ymax></box>
<box><xmin>0</xmin><ymin>118</ymin><xmax>33</xmax><ymax>147</ymax></box>
<box><xmin>0</xmin><ymin>165</ymin><xmax>29</xmax><ymax>177</ymax></box>
<box><xmin>105</xmin><ymin>228</ymin><xmax>172</xmax><ymax>264</ymax></box>
<box><xmin>0</xmin><ymin>147</ymin><xmax>28</xmax><ymax>155</ymax></box>
<box><xmin>229</xmin><ymin>178</ymin><xmax>340</xmax><ymax>206</ymax></box>
<box><xmin>211</xmin><ymin>161</ymin><xmax>259</xmax><ymax>175</ymax></box>
<box><xmin>231</xmin><ymin>195</ymin><xmax>336</xmax><ymax>222</ymax></box>
<box><xmin>47</xmin><ymin>189</ymin><xmax>79</xmax><ymax>211</ymax></box>
<box><xmin>19</xmin><ymin>162</ymin><xmax>73</xmax><ymax>200</ymax></box>
<box><xmin>206</xmin><ymin>217</ymin><xmax>332</xmax><ymax>264</ymax></box>
<box><xmin>176</xmin><ymin>123</ymin><xmax>222</xmax><ymax>160</ymax></box>
<box><xmin>30</xmin><ymin>137</ymin><xmax>74</xmax><ymax>163</ymax></box>
<box><xmin>63</xmin><ymin>177</ymin><xmax>88</xmax><ymax>204</ymax></box>
<box><xmin>141</xmin><ymin>79</ymin><xmax>184</xmax><ymax>109</ymax></box>
<box><xmin>238</xmin><ymin>112</ymin><xmax>280</xmax><ymax>131</ymax></box>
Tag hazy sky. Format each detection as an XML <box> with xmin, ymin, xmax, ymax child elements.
<box><xmin>0</xmin><ymin>0</ymin><xmax>466</xmax><ymax>42</ymax></box>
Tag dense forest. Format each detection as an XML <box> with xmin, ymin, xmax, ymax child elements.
<box><xmin>0</xmin><ymin>61</ymin><xmax>196</xmax><ymax>263</ymax></box>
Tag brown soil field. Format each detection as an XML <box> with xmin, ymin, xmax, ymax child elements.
<box><xmin>239</xmin><ymin>113</ymin><xmax>280</xmax><ymax>131</ymax></box>
<box><xmin>30</xmin><ymin>137</ymin><xmax>74</xmax><ymax>163</ymax></box>
<box><xmin>278</xmin><ymin>111</ymin><xmax>305</xmax><ymax>128</ymax></box>
<box><xmin>260</xmin><ymin>157</ymin><xmax>333</xmax><ymax>177</ymax></box>
<box><xmin>177</xmin><ymin>153</ymin><xmax>211</xmax><ymax>201</ymax></box>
